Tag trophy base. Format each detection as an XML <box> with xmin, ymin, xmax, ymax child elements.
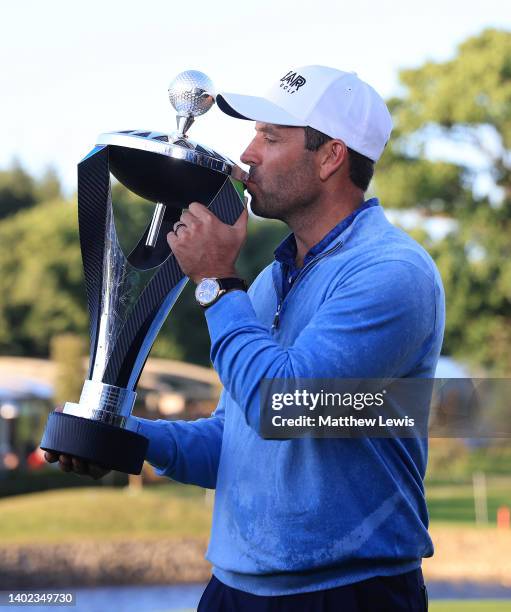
<box><xmin>40</xmin><ymin>411</ymin><xmax>149</xmax><ymax>475</ymax></box>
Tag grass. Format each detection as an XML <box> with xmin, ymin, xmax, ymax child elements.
<box><xmin>430</xmin><ymin>602</ymin><xmax>511</xmax><ymax>611</ymax></box>
<box><xmin>1</xmin><ymin>476</ymin><xmax>510</xmax><ymax>545</ymax></box>
<box><xmin>426</xmin><ymin>476</ymin><xmax>511</xmax><ymax>524</ymax></box>
<box><xmin>427</xmin><ymin>443</ymin><xmax>511</xmax><ymax>480</ymax></box>
<box><xmin>0</xmin><ymin>483</ymin><xmax>212</xmax><ymax>544</ymax></box>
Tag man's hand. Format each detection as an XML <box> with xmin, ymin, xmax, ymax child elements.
<box><xmin>44</xmin><ymin>450</ymin><xmax>111</xmax><ymax>480</ymax></box>
<box><xmin>42</xmin><ymin>405</ymin><xmax>111</xmax><ymax>480</ymax></box>
<box><xmin>167</xmin><ymin>203</ymin><xmax>248</xmax><ymax>283</ymax></box>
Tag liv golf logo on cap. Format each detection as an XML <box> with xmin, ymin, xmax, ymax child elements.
<box><xmin>280</xmin><ymin>70</ymin><xmax>307</xmax><ymax>94</ymax></box>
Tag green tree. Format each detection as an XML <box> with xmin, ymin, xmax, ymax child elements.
<box><xmin>35</xmin><ymin>166</ymin><xmax>62</xmax><ymax>203</ymax></box>
<box><xmin>374</xmin><ymin>28</ymin><xmax>511</xmax><ymax>374</ymax></box>
<box><xmin>0</xmin><ymin>198</ymin><xmax>87</xmax><ymax>355</ymax></box>
<box><xmin>50</xmin><ymin>333</ymin><xmax>87</xmax><ymax>405</ymax></box>
<box><xmin>0</xmin><ymin>162</ymin><xmax>63</xmax><ymax>220</ymax></box>
<box><xmin>0</xmin><ymin>161</ymin><xmax>37</xmax><ymax>220</ymax></box>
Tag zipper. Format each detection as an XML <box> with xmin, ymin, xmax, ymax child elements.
<box><xmin>271</xmin><ymin>240</ymin><xmax>344</xmax><ymax>330</ymax></box>
<box><xmin>272</xmin><ymin>302</ymin><xmax>283</xmax><ymax>329</ymax></box>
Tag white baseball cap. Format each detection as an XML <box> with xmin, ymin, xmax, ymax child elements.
<box><xmin>217</xmin><ymin>65</ymin><xmax>392</xmax><ymax>162</ymax></box>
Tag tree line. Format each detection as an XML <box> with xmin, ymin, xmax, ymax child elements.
<box><xmin>0</xmin><ymin>28</ymin><xmax>509</xmax><ymax>373</ymax></box>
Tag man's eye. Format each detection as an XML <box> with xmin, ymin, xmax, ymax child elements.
<box><xmin>264</xmin><ymin>136</ymin><xmax>277</xmax><ymax>144</ymax></box>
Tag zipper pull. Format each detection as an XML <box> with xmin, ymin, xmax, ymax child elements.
<box><xmin>272</xmin><ymin>303</ymin><xmax>282</xmax><ymax>329</ymax></box>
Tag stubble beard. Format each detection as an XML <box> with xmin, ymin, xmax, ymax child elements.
<box><xmin>248</xmin><ymin>158</ymin><xmax>319</xmax><ymax>224</ymax></box>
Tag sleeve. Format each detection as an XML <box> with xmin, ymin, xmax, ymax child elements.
<box><xmin>204</xmin><ymin>260</ymin><xmax>437</xmax><ymax>432</ymax></box>
<box><xmin>133</xmin><ymin>390</ymin><xmax>226</xmax><ymax>489</ymax></box>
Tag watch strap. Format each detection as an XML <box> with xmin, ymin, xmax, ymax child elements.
<box><xmin>217</xmin><ymin>277</ymin><xmax>248</xmax><ymax>292</ymax></box>
<box><xmin>197</xmin><ymin>276</ymin><xmax>248</xmax><ymax>309</ymax></box>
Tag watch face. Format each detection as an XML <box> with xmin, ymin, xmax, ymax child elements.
<box><xmin>195</xmin><ymin>278</ymin><xmax>221</xmax><ymax>306</ymax></box>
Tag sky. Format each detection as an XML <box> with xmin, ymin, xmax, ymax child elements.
<box><xmin>2</xmin><ymin>0</ymin><xmax>511</xmax><ymax>194</ymax></box>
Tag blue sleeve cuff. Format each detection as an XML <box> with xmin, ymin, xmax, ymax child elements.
<box><xmin>133</xmin><ymin>416</ymin><xmax>178</xmax><ymax>473</ymax></box>
<box><xmin>204</xmin><ymin>289</ymin><xmax>257</xmax><ymax>333</ymax></box>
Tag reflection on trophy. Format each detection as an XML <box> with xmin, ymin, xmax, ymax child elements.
<box><xmin>40</xmin><ymin>71</ymin><xmax>247</xmax><ymax>474</ymax></box>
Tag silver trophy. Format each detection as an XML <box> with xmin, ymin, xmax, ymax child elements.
<box><xmin>40</xmin><ymin>71</ymin><xmax>247</xmax><ymax>474</ymax></box>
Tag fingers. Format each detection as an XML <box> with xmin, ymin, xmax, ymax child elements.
<box><xmin>167</xmin><ymin>201</ymin><xmax>247</xmax><ymax>282</ymax></box>
<box><xmin>168</xmin><ymin>206</ymin><xmax>205</xmax><ymax>247</ymax></box>
<box><xmin>89</xmin><ymin>463</ymin><xmax>110</xmax><ymax>480</ymax></box>
<box><xmin>188</xmin><ymin>201</ymin><xmax>213</xmax><ymax>219</ymax></box>
<box><xmin>44</xmin><ymin>451</ymin><xmax>60</xmax><ymax>463</ymax></box>
<box><xmin>172</xmin><ymin>221</ymin><xmax>187</xmax><ymax>235</ymax></box>
<box><xmin>72</xmin><ymin>457</ymin><xmax>88</xmax><ymax>475</ymax></box>
<box><xmin>58</xmin><ymin>454</ymin><xmax>73</xmax><ymax>472</ymax></box>
<box><xmin>174</xmin><ymin>207</ymin><xmax>206</xmax><ymax>233</ymax></box>
<box><xmin>175</xmin><ymin>202</ymin><xmax>246</xmax><ymax>235</ymax></box>
<box><xmin>170</xmin><ymin>209</ymin><xmax>200</xmax><ymax>241</ymax></box>
<box><xmin>44</xmin><ymin>452</ymin><xmax>109</xmax><ymax>479</ymax></box>
<box><xmin>180</xmin><ymin>208</ymin><xmax>201</xmax><ymax>224</ymax></box>
<box><xmin>72</xmin><ymin>458</ymin><xmax>108</xmax><ymax>480</ymax></box>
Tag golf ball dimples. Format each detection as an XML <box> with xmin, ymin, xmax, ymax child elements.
<box><xmin>168</xmin><ymin>71</ymin><xmax>215</xmax><ymax>117</ymax></box>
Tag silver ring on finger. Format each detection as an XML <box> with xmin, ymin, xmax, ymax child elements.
<box><xmin>173</xmin><ymin>222</ymin><xmax>187</xmax><ymax>235</ymax></box>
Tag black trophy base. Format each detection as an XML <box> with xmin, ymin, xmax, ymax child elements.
<box><xmin>40</xmin><ymin>411</ymin><xmax>149</xmax><ymax>475</ymax></box>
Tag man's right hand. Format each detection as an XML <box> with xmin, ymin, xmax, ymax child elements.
<box><xmin>44</xmin><ymin>451</ymin><xmax>111</xmax><ymax>480</ymax></box>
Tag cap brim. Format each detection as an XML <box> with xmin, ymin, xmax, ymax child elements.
<box><xmin>217</xmin><ymin>92</ymin><xmax>305</xmax><ymax>127</ymax></box>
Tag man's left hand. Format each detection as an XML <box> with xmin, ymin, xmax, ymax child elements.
<box><xmin>167</xmin><ymin>202</ymin><xmax>248</xmax><ymax>284</ymax></box>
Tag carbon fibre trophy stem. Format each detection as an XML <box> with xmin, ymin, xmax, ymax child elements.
<box><xmin>40</xmin><ymin>71</ymin><xmax>247</xmax><ymax>474</ymax></box>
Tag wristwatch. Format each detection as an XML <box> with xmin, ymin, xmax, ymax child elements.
<box><xmin>195</xmin><ymin>277</ymin><xmax>248</xmax><ymax>308</ymax></box>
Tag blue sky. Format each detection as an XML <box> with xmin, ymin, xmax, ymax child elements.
<box><xmin>2</xmin><ymin>0</ymin><xmax>511</xmax><ymax>193</ymax></box>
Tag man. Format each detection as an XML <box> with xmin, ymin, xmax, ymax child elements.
<box><xmin>46</xmin><ymin>66</ymin><xmax>443</xmax><ymax>611</ymax></box>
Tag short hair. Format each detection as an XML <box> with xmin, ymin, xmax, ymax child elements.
<box><xmin>303</xmin><ymin>126</ymin><xmax>375</xmax><ymax>192</ymax></box>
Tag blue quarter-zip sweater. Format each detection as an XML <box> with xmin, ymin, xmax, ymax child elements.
<box><xmin>134</xmin><ymin>200</ymin><xmax>445</xmax><ymax>596</ymax></box>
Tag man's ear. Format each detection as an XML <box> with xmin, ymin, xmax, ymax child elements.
<box><xmin>319</xmin><ymin>140</ymin><xmax>348</xmax><ymax>181</ymax></box>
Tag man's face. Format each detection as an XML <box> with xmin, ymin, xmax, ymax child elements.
<box><xmin>240</xmin><ymin>123</ymin><xmax>321</xmax><ymax>221</ymax></box>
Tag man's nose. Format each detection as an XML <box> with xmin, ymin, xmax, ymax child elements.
<box><xmin>240</xmin><ymin>139</ymin><xmax>259</xmax><ymax>166</ymax></box>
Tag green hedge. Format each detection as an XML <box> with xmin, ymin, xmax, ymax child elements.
<box><xmin>0</xmin><ymin>468</ymin><xmax>128</xmax><ymax>498</ymax></box>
